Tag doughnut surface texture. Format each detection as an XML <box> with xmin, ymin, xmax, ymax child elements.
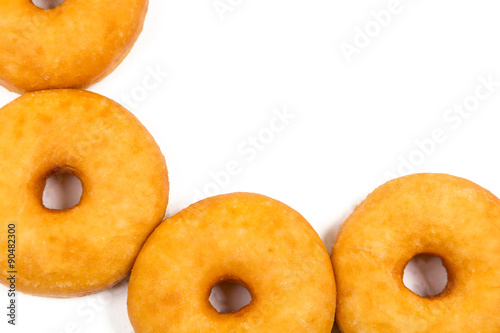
<box><xmin>332</xmin><ymin>173</ymin><xmax>500</xmax><ymax>333</ymax></box>
<box><xmin>0</xmin><ymin>89</ymin><xmax>168</xmax><ymax>297</ymax></box>
<box><xmin>128</xmin><ymin>193</ymin><xmax>336</xmax><ymax>332</ymax></box>
<box><xmin>0</xmin><ymin>0</ymin><xmax>148</xmax><ymax>93</ymax></box>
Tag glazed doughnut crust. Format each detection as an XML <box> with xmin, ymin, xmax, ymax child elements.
<box><xmin>0</xmin><ymin>0</ymin><xmax>148</xmax><ymax>93</ymax></box>
<box><xmin>128</xmin><ymin>193</ymin><xmax>336</xmax><ymax>332</ymax></box>
<box><xmin>0</xmin><ymin>89</ymin><xmax>168</xmax><ymax>297</ymax></box>
<box><xmin>332</xmin><ymin>173</ymin><xmax>500</xmax><ymax>332</ymax></box>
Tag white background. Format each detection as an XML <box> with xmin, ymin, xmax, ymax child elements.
<box><xmin>2</xmin><ymin>0</ymin><xmax>500</xmax><ymax>332</ymax></box>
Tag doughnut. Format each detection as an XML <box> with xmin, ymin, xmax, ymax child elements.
<box><xmin>0</xmin><ymin>89</ymin><xmax>168</xmax><ymax>297</ymax></box>
<box><xmin>128</xmin><ymin>193</ymin><xmax>336</xmax><ymax>332</ymax></box>
<box><xmin>332</xmin><ymin>173</ymin><xmax>500</xmax><ymax>332</ymax></box>
<box><xmin>0</xmin><ymin>0</ymin><xmax>148</xmax><ymax>93</ymax></box>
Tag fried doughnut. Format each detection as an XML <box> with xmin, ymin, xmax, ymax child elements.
<box><xmin>0</xmin><ymin>89</ymin><xmax>168</xmax><ymax>297</ymax></box>
<box><xmin>128</xmin><ymin>193</ymin><xmax>336</xmax><ymax>332</ymax></box>
<box><xmin>0</xmin><ymin>0</ymin><xmax>148</xmax><ymax>93</ymax></box>
<box><xmin>332</xmin><ymin>173</ymin><xmax>500</xmax><ymax>332</ymax></box>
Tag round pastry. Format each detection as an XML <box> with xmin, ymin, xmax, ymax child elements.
<box><xmin>332</xmin><ymin>173</ymin><xmax>500</xmax><ymax>332</ymax></box>
<box><xmin>128</xmin><ymin>193</ymin><xmax>336</xmax><ymax>332</ymax></box>
<box><xmin>0</xmin><ymin>89</ymin><xmax>168</xmax><ymax>297</ymax></box>
<box><xmin>0</xmin><ymin>0</ymin><xmax>148</xmax><ymax>93</ymax></box>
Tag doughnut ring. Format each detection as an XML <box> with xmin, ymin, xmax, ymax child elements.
<box><xmin>128</xmin><ymin>193</ymin><xmax>336</xmax><ymax>332</ymax></box>
<box><xmin>332</xmin><ymin>173</ymin><xmax>500</xmax><ymax>332</ymax></box>
<box><xmin>0</xmin><ymin>0</ymin><xmax>148</xmax><ymax>93</ymax></box>
<box><xmin>0</xmin><ymin>89</ymin><xmax>168</xmax><ymax>297</ymax></box>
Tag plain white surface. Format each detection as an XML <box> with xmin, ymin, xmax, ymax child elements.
<box><xmin>2</xmin><ymin>0</ymin><xmax>500</xmax><ymax>332</ymax></box>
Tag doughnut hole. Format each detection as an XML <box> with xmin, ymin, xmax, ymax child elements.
<box><xmin>403</xmin><ymin>254</ymin><xmax>448</xmax><ymax>297</ymax></box>
<box><xmin>42</xmin><ymin>171</ymin><xmax>83</xmax><ymax>210</ymax></box>
<box><xmin>32</xmin><ymin>0</ymin><xmax>65</xmax><ymax>9</ymax></box>
<box><xmin>209</xmin><ymin>281</ymin><xmax>252</xmax><ymax>314</ymax></box>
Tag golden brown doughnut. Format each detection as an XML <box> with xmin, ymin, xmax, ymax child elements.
<box><xmin>0</xmin><ymin>89</ymin><xmax>168</xmax><ymax>297</ymax></box>
<box><xmin>332</xmin><ymin>173</ymin><xmax>500</xmax><ymax>332</ymax></box>
<box><xmin>0</xmin><ymin>0</ymin><xmax>148</xmax><ymax>93</ymax></box>
<box><xmin>128</xmin><ymin>193</ymin><xmax>336</xmax><ymax>332</ymax></box>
